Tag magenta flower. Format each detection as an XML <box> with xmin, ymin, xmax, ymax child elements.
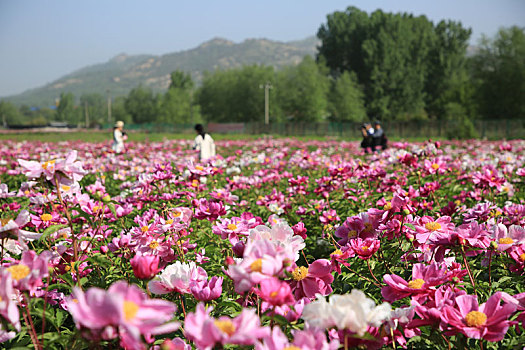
<box><xmin>256</xmin><ymin>277</ymin><xmax>295</xmax><ymax>306</ymax></box>
<box><xmin>290</xmin><ymin>259</ymin><xmax>334</xmax><ymax>299</ymax></box>
<box><xmin>349</xmin><ymin>237</ymin><xmax>380</xmax><ymax>260</ymax></box>
<box><xmin>0</xmin><ymin>210</ymin><xmax>42</xmax><ymax>251</ymax></box>
<box><xmin>490</xmin><ymin>223</ymin><xmax>525</xmax><ymax>252</ymax></box>
<box><xmin>412</xmin><ymin>215</ymin><xmax>455</xmax><ymax>245</ymax></box>
<box><xmin>441</xmin><ymin>293</ymin><xmax>516</xmax><ymax>341</ymax></box>
<box><xmin>130</xmin><ymin>253</ymin><xmax>160</xmax><ymax>280</ymax></box>
<box><xmin>193</xmin><ymin>198</ymin><xmax>227</xmax><ymax>221</ymax></box>
<box><xmin>184</xmin><ymin>303</ymin><xmax>270</xmax><ymax>349</ymax></box>
<box><xmin>292</xmin><ymin>221</ymin><xmax>308</xmax><ymax>239</ymax></box>
<box><xmin>190</xmin><ymin>276</ymin><xmax>223</xmax><ymax>302</ymax></box>
<box><xmin>382</xmin><ymin>262</ymin><xmax>460</xmax><ymax>302</ymax></box>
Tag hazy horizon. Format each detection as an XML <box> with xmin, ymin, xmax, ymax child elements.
<box><xmin>1</xmin><ymin>0</ymin><xmax>524</xmax><ymax>98</ymax></box>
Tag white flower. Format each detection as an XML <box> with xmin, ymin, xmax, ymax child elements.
<box><xmin>148</xmin><ymin>261</ymin><xmax>207</xmax><ymax>295</ymax></box>
<box><xmin>248</xmin><ymin>223</ymin><xmax>305</xmax><ymax>261</ymax></box>
<box><xmin>302</xmin><ymin>290</ymin><xmax>391</xmax><ymax>335</ymax></box>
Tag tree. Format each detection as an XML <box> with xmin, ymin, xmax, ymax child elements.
<box><xmin>425</xmin><ymin>21</ymin><xmax>472</xmax><ymax>119</ymax></box>
<box><xmin>80</xmin><ymin>93</ymin><xmax>105</xmax><ymax>126</ymax></box>
<box><xmin>0</xmin><ymin>100</ymin><xmax>23</xmax><ymax>126</ymax></box>
<box><xmin>471</xmin><ymin>26</ymin><xmax>525</xmax><ymax>120</ymax></box>
<box><xmin>276</xmin><ymin>56</ymin><xmax>329</xmax><ymax>122</ymax></box>
<box><xmin>317</xmin><ymin>6</ymin><xmax>472</xmax><ymax>121</ymax></box>
<box><xmin>56</xmin><ymin>92</ymin><xmax>76</xmax><ymax>123</ymax></box>
<box><xmin>159</xmin><ymin>71</ymin><xmax>195</xmax><ymax>124</ymax></box>
<box><xmin>197</xmin><ymin>65</ymin><xmax>276</xmax><ymax>122</ymax></box>
<box><xmin>124</xmin><ymin>85</ymin><xmax>159</xmax><ymax>123</ymax></box>
<box><xmin>328</xmin><ymin>71</ymin><xmax>367</xmax><ymax>122</ymax></box>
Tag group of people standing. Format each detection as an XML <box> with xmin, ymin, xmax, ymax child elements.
<box><xmin>112</xmin><ymin>121</ymin><xmax>216</xmax><ymax>161</ymax></box>
<box><xmin>360</xmin><ymin>121</ymin><xmax>388</xmax><ymax>153</ymax></box>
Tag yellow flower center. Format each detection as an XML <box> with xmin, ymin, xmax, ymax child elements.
<box><xmin>123</xmin><ymin>300</ymin><xmax>139</xmax><ymax>321</ymax></box>
<box><xmin>465</xmin><ymin>311</ymin><xmax>487</xmax><ymax>327</ymax></box>
<box><xmin>283</xmin><ymin>347</ymin><xmax>301</xmax><ymax>350</ymax></box>
<box><xmin>425</xmin><ymin>222</ymin><xmax>442</xmax><ymax>231</ymax></box>
<box><xmin>407</xmin><ymin>279</ymin><xmax>425</xmax><ymax>289</ymax></box>
<box><xmin>292</xmin><ymin>266</ymin><xmax>308</xmax><ymax>281</ymax></box>
<box><xmin>383</xmin><ymin>202</ymin><xmax>392</xmax><ymax>210</ymax></box>
<box><xmin>92</xmin><ymin>206</ymin><xmax>102</xmax><ymax>212</ymax></box>
<box><xmin>191</xmin><ymin>180</ymin><xmax>199</xmax><ymax>187</ymax></box>
<box><xmin>1</xmin><ymin>218</ymin><xmax>11</xmax><ymax>226</ymax></box>
<box><xmin>214</xmin><ymin>320</ymin><xmax>236</xmax><ymax>336</ymax></box>
<box><xmin>431</xmin><ymin>163</ymin><xmax>440</xmax><ymax>170</ymax></box>
<box><xmin>227</xmin><ymin>223</ymin><xmax>238</xmax><ymax>231</ymax></box>
<box><xmin>195</xmin><ymin>165</ymin><xmax>204</xmax><ymax>171</ymax></box>
<box><xmin>331</xmin><ymin>249</ymin><xmax>343</xmax><ymax>256</ymax></box>
<box><xmin>61</xmin><ymin>185</ymin><xmax>71</xmax><ymax>191</ymax></box>
<box><xmin>348</xmin><ymin>230</ymin><xmax>357</xmax><ymax>238</ymax></box>
<box><xmin>362</xmin><ymin>246</ymin><xmax>369</xmax><ymax>251</ymax></box>
<box><xmin>327</xmin><ymin>215</ymin><xmax>333</xmax><ymax>219</ymax></box>
<box><xmin>149</xmin><ymin>241</ymin><xmax>159</xmax><ymax>249</ymax></box>
<box><xmin>173</xmin><ymin>211</ymin><xmax>181</xmax><ymax>217</ymax></box>
<box><xmin>499</xmin><ymin>237</ymin><xmax>514</xmax><ymax>244</ymax></box>
<box><xmin>7</xmin><ymin>264</ymin><xmax>31</xmax><ymax>281</ymax></box>
<box><xmin>165</xmin><ymin>219</ymin><xmax>173</xmax><ymax>225</ymax></box>
<box><xmin>250</xmin><ymin>259</ymin><xmax>262</xmax><ymax>272</ymax></box>
<box><xmin>363</xmin><ymin>222</ymin><xmax>373</xmax><ymax>233</ymax></box>
<box><xmin>270</xmin><ymin>291</ymin><xmax>278</xmax><ymax>298</ymax></box>
<box><xmin>520</xmin><ymin>253</ymin><xmax>525</xmax><ymax>262</ymax></box>
<box><xmin>41</xmin><ymin>214</ymin><xmax>53</xmax><ymax>222</ymax></box>
<box><xmin>141</xmin><ymin>226</ymin><xmax>149</xmax><ymax>233</ymax></box>
<box><xmin>42</xmin><ymin>159</ymin><xmax>56</xmax><ymax>170</ymax></box>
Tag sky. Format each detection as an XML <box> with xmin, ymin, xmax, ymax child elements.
<box><xmin>0</xmin><ymin>0</ymin><xmax>524</xmax><ymax>97</ymax></box>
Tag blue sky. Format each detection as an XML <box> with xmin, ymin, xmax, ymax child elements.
<box><xmin>1</xmin><ymin>0</ymin><xmax>524</xmax><ymax>97</ymax></box>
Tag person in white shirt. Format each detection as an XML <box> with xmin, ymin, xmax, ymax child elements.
<box><xmin>112</xmin><ymin>121</ymin><xmax>126</xmax><ymax>154</ymax></box>
<box><xmin>193</xmin><ymin>124</ymin><xmax>216</xmax><ymax>161</ymax></box>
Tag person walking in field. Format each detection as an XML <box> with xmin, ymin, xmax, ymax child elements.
<box><xmin>193</xmin><ymin>124</ymin><xmax>216</xmax><ymax>161</ymax></box>
<box><xmin>112</xmin><ymin>121</ymin><xmax>126</xmax><ymax>154</ymax></box>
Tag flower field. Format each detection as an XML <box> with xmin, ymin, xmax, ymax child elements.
<box><xmin>1</xmin><ymin>137</ymin><xmax>525</xmax><ymax>349</ymax></box>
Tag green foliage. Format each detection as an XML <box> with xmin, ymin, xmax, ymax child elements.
<box><xmin>275</xmin><ymin>56</ymin><xmax>330</xmax><ymax>122</ymax></box>
<box><xmin>471</xmin><ymin>26</ymin><xmax>525</xmax><ymax>120</ymax></box>
<box><xmin>80</xmin><ymin>93</ymin><xmax>106</xmax><ymax>126</ymax></box>
<box><xmin>317</xmin><ymin>7</ymin><xmax>472</xmax><ymax>121</ymax></box>
<box><xmin>328</xmin><ymin>71</ymin><xmax>367</xmax><ymax>122</ymax></box>
<box><xmin>0</xmin><ymin>100</ymin><xmax>23</xmax><ymax>126</ymax></box>
<box><xmin>124</xmin><ymin>85</ymin><xmax>159</xmax><ymax>123</ymax></box>
<box><xmin>197</xmin><ymin>65</ymin><xmax>276</xmax><ymax>122</ymax></box>
<box><xmin>158</xmin><ymin>71</ymin><xmax>195</xmax><ymax>124</ymax></box>
<box><xmin>56</xmin><ymin>92</ymin><xmax>78</xmax><ymax>123</ymax></box>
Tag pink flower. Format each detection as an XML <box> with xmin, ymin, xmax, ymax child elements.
<box><xmin>0</xmin><ymin>210</ymin><xmax>42</xmax><ymax>251</ymax></box>
<box><xmin>130</xmin><ymin>253</ymin><xmax>160</xmax><ymax>280</ymax></box>
<box><xmin>256</xmin><ymin>326</ymin><xmax>339</xmax><ymax>350</ymax></box>
<box><xmin>349</xmin><ymin>237</ymin><xmax>380</xmax><ymax>260</ymax></box>
<box><xmin>193</xmin><ymin>198</ymin><xmax>227</xmax><ymax>221</ymax></box>
<box><xmin>0</xmin><ymin>269</ymin><xmax>20</xmax><ymax>331</ymax></box>
<box><xmin>184</xmin><ymin>304</ymin><xmax>270</xmax><ymax>349</ymax></box>
<box><xmin>190</xmin><ymin>276</ymin><xmax>223</xmax><ymax>302</ymax></box>
<box><xmin>6</xmin><ymin>250</ymin><xmax>52</xmax><ymax>293</ymax></box>
<box><xmin>412</xmin><ymin>216</ymin><xmax>456</xmax><ymax>245</ymax></box>
<box><xmin>441</xmin><ymin>293</ymin><xmax>516</xmax><ymax>341</ymax></box>
<box><xmin>382</xmin><ymin>262</ymin><xmax>462</xmax><ymax>302</ymax></box>
<box><xmin>291</xmin><ymin>222</ymin><xmax>308</xmax><ymax>241</ymax></box>
<box><xmin>66</xmin><ymin>281</ymin><xmax>179</xmax><ymax>347</ymax></box>
<box><xmin>149</xmin><ymin>261</ymin><xmax>207</xmax><ymax>295</ymax></box>
<box><xmin>424</xmin><ymin>158</ymin><xmax>447</xmax><ymax>175</ymax></box>
<box><xmin>490</xmin><ymin>224</ymin><xmax>525</xmax><ymax>252</ymax></box>
<box><xmin>320</xmin><ymin>209</ymin><xmax>340</xmax><ymax>224</ymax></box>
<box><xmin>290</xmin><ymin>259</ymin><xmax>334</xmax><ymax>299</ymax></box>
<box><xmin>227</xmin><ymin>239</ymin><xmax>287</xmax><ymax>294</ymax></box>
<box><xmin>256</xmin><ymin>277</ymin><xmax>295</xmax><ymax>306</ymax></box>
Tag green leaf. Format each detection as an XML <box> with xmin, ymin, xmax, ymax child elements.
<box><xmin>39</xmin><ymin>224</ymin><xmax>68</xmax><ymax>242</ymax></box>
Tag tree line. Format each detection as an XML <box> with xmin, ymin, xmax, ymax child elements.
<box><xmin>1</xmin><ymin>7</ymin><xmax>524</xmax><ymax>129</ymax></box>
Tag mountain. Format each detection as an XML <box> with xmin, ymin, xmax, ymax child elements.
<box><xmin>5</xmin><ymin>36</ymin><xmax>319</xmax><ymax>107</ymax></box>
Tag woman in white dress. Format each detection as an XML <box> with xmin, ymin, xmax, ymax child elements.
<box><xmin>112</xmin><ymin>121</ymin><xmax>126</xmax><ymax>154</ymax></box>
<box><xmin>193</xmin><ymin>124</ymin><xmax>216</xmax><ymax>161</ymax></box>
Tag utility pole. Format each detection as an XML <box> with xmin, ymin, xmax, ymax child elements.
<box><xmin>106</xmin><ymin>89</ymin><xmax>112</xmax><ymax>123</ymax></box>
<box><xmin>84</xmin><ymin>101</ymin><xmax>89</xmax><ymax>128</ymax></box>
<box><xmin>259</xmin><ymin>82</ymin><xmax>272</xmax><ymax>125</ymax></box>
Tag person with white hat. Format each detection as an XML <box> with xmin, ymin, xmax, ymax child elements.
<box><xmin>112</xmin><ymin>121</ymin><xmax>126</xmax><ymax>154</ymax></box>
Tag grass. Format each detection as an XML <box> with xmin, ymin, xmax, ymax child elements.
<box><xmin>0</xmin><ymin>130</ymin><xmax>450</xmax><ymax>143</ymax></box>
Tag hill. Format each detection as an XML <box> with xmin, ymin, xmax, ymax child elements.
<box><xmin>6</xmin><ymin>36</ymin><xmax>319</xmax><ymax>107</ymax></box>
